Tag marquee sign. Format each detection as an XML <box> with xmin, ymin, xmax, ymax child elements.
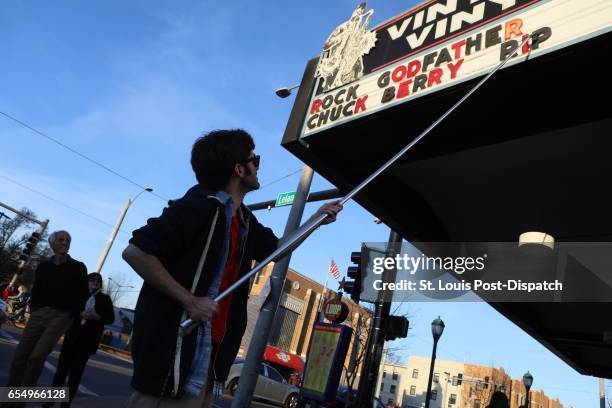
<box><xmin>303</xmin><ymin>0</ymin><xmax>612</xmax><ymax>137</ymax></box>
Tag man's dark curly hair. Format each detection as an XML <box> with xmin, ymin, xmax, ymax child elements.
<box><xmin>191</xmin><ymin>129</ymin><xmax>255</xmax><ymax>190</ymax></box>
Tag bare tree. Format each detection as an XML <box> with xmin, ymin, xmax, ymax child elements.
<box><xmin>104</xmin><ymin>271</ymin><xmax>135</xmax><ymax>306</ymax></box>
<box><xmin>342</xmin><ymin>301</ymin><xmax>414</xmax><ymax>394</ymax></box>
<box><xmin>0</xmin><ymin>208</ymin><xmax>51</xmax><ymax>286</ymax></box>
<box><xmin>343</xmin><ymin>302</ymin><xmax>372</xmax><ymax>391</ymax></box>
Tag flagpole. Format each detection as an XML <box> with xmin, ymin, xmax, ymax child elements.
<box><xmin>318</xmin><ymin>263</ymin><xmax>331</xmax><ymax>321</ymax></box>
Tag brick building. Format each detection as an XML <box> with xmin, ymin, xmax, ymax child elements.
<box><xmin>239</xmin><ymin>263</ymin><xmax>372</xmax><ymax>384</ymax></box>
<box><xmin>377</xmin><ymin>357</ymin><xmax>565</xmax><ymax>408</ymax></box>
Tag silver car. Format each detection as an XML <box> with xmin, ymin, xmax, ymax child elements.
<box><xmin>226</xmin><ymin>359</ymin><xmax>301</xmax><ymax>408</ymax></box>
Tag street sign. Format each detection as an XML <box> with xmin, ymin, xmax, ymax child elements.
<box><xmin>275</xmin><ymin>191</ymin><xmax>296</xmax><ymax>207</ymax></box>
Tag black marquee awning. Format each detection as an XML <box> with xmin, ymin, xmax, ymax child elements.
<box><xmin>281</xmin><ymin>28</ymin><xmax>612</xmax><ymax>378</ymax></box>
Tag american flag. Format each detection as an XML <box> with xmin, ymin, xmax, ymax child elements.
<box><xmin>329</xmin><ymin>259</ymin><xmax>341</xmax><ymax>280</ymax></box>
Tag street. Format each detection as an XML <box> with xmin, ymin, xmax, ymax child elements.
<box><xmin>0</xmin><ymin>326</ymin><xmax>281</xmax><ymax>408</ymax></box>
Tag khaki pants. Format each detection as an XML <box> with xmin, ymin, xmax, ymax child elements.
<box><xmin>125</xmin><ymin>390</ymin><xmax>213</xmax><ymax>408</ymax></box>
<box><xmin>6</xmin><ymin>306</ymin><xmax>74</xmax><ymax>387</ymax></box>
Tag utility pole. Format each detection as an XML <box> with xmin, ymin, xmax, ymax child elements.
<box><xmin>231</xmin><ymin>165</ymin><xmax>314</xmax><ymax>408</ymax></box>
<box><xmin>94</xmin><ymin>187</ymin><xmax>152</xmax><ymax>274</ymax></box>
<box><xmin>355</xmin><ymin>229</ymin><xmax>401</xmax><ymax>407</ymax></box>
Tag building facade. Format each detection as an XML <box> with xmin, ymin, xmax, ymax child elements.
<box><xmin>377</xmin><ymin>357</ymin><xmax>564</xmax><ymax>408</ymax></box>
<box><xmin>239</xmin><ymin>263</ymin><xmax>372</xmax><ymax>384</ymax></box>
<box><xmin>378</xmin><ymin>356</ymin><xmax>464</xmax><ymax>408</ymax></box>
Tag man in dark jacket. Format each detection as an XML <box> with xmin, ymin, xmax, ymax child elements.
<box><xmin>7</xmin><ymin>230</ymin><xmax>89</xmax><ymax>387</ymax></box>
<box><xmin>122</xmin><ymin>129</ymin><xmax>342</xmax><ymax>407</ymax></box>
<box><xmin>45</xmin><ymin>272</ymin><xmax>115</xmax><ymax>407</ymax></box>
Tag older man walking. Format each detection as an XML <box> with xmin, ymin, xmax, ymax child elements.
<box><xmin>6</xmin><ymin>230</ymin><xmax>89</xmax><ymax>387</ymax></box>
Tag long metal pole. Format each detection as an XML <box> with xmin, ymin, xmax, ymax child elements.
<box><xmin>95</xmin><ymin>198</ymin><xmax>131</xmax><ymax>273</ymax></box>
<box><xmin>525</xmin><ymin>387</ymin><xmax>531</xmax><ymax>408</ymax></box>
<box><xmin>0</xmin><ymin>201</ymin><xmax>45</xmax><ymax>226</ymax></box>
<box><xmin>247</xmin><ymin>188</ymin><xmax>341</xmax><ymax>211</ymax></box>
<box><xmin>355</xmin><ymin>229</ymin><xmax>401</xmax><ymax>407</ymax></box>
<box><xmin>424</xmin><ymin>338</ymin><xmax>439</xmax><ymax>408</ymax></box>
<box><xmin>179</xmin><ymin>34</ymin><xmax>533</xmax><ymax>336</ymax></box>
<box><xmin>231</xmin><ymin>165</ymin><xmax>314</xmax><ymax>408</ymax></box>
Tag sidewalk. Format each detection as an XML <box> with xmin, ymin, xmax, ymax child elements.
<box><xmin>71</xmin><ymin>396</ymin><xmax>127</xmax><ymax>407</ymax></box>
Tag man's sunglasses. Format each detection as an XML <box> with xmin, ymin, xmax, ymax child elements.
<box><xmin>244</xmin><ymin>154</ymin><xmax>260</xmax><ymax>168</ymax></box>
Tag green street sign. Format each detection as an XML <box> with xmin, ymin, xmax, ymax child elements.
<box><xmin>275</xmin><ymin>191</ymin><xmax>296</xmax><ymax>207</ymax></box>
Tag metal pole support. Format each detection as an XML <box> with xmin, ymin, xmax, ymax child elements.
<box><xmin>230</xmin><ymin>165</ymin><xmax>314</xmax><ymax>408</ymax></box>
<box><xmin>355</xmin><ymin>229</ymin><xmax>401</xmax><ymax>407</ymax></box>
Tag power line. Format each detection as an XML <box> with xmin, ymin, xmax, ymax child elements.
<box><xmin>0</xmin><ymin>110</ymin><xmax>168</xmax><ymax>202</ymax></box>
<box><xmin>259</xmin><ymin>168</ymin><xmax>301</xmax><ymax>190</ymax></box>
<box><xmin>0</xmin><ymin>173</ymin><xmax>130</xmax><ymax>235</ymax></box>
<box><xmin>1</xmin><ymin>109</ymin><xmax>306</xmax><ymax>201</ymax></box>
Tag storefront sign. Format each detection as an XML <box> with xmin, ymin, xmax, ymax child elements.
<box><xmin>323</xmin><ymin>298</ymin><xmax>349</xmax><ymax>323</ymax></box>
<box><xmin>300</xmin><ymin>323</ymin><xmax>353</xmax><ymax>403</ymax></box>
<box><xmin>303</xmin><ymin>0</ymin><xmax>612</xmax><ymax>137</ymax></box>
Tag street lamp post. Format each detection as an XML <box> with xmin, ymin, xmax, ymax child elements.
<box><xmin>94</xmin><ymin>187</ymin><xmax>152</xmax><ymax>274</ymax></box>
<box><xmin>523</xmin><ymin>371</ymin><xmax>533</xmax><ymax>408</ymax></box>
<box><xmin>274</xmin><ymin>84</ymin><xmax>299</xmax><ymax>98</ymax></box>
<box><xmin>425</xmin><ymin>316</ymin><xmax>445</xmax><ymax>408</ymax></box>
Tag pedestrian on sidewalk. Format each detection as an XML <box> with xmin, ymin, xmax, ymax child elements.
<box><xmin>6</xmin><ymin>230</ymin><xmax>89</xmax><ymax>387</ymax></box>
<box><xmin>122</xmin><ymin>129</ymin><xmax>342</xmax><ymax>408</ymax></box>
<box><xmin>44</xmin><ymin>272</ymin><xmax>115</xmax><ymax>407</ymax></box>
<box><xmin>486</xmin><ymin>391</ymin><xmax>510</xmax><ymax>408</ymax></box>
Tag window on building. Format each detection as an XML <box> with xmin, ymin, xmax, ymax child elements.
<box><xmin>457</xmin><ymin>373</ymin><xmax>463</xmax><ymax>385</ymax></box>
<box><xmin>410</xmin><ymin>386</ymin><xmax>416</xmax><ymax>396</ymax></box>
<box><xmin>431</xmin><ymin>390</ymin><xmax>438</xmax><ymax>400</ymax></box>
<box><xmin>449</xmin><ymin>394</ymin><xmax>457</xmax><ymax>405</ymax></box>
<box><xmin>380</xmin><ymin>383</ymin><xmax>385</xmax><ymax>393</ymax></box>
<box><xmin>433</xmin><ymin>373</ymin><xmax>439</xmax><ymax>383</ymax></box>
<box><xmin>474</xmin><ymin>399</ymin><xmax>481</xmax><ymax>408</ymax></box>
<box><xmin>484</xmin><ymin>376</ymin><xmax>490</xmax><ymax>389</ymax></box>
<box><xmin>412</xmin><ymin>369</ymin><xmax>419</xmax><ymax>379</ymax></box>
<box><xmin>383</xmin><ymin>372</ymin><xmax>386</xmax><ymax>378</ymax></box>
<box><xmin>392</xmin><ymin>373</ymin><xmax>398</xmax><ymax>381</ymax></box>
<box><xmin>390</xmin><ymin>385</ymin><xmax>396</xmax><ymax>394</ymax></box>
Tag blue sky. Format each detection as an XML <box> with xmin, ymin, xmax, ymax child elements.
<box><xmin>0</xmin><ymin>1</ymin><xmax>606</xmax><ymax>406</ymax></box>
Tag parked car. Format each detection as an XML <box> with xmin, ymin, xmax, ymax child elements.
<box><xmin>334</xmin><ymin>385</ymin><xmax>386</xmax><ymax>408</ymax></box>
<box><xmin>226</xmin><ymin>359</ymin><xmax>301</xmax><ymax>408</ymax></box>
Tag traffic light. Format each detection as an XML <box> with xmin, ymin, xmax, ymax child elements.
<box><xmin>339</xmin><ymin>251</ymin><xmax>363</xmax><ymax>302</ymax></box>
<box><xmin>20</xmin><ymin>232</ymin><xmax>41</xmax><ymax>260</ymax></box>
<box><xmin>384</xmin><ymin>315</ymin><xmax>409</xmax><ymax>341</ymax></box>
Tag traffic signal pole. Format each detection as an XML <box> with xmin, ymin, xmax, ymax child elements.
<box><xmin>0</xmin><ymin>200</ymin><xmax>49</xmax><ymax>286</ymax></box>
<box><xmin>355</xmin><ymin>229</ymin><xmax>401</xmax><ymax>407</ymax></box>
<box><xmin>0</xmin><ymin>201</ymin><xmax>46</xmax><ymax>227</ymax></box>
<box><xmin>231</xmin><ymin>165</ymin><xmax>314</xmax><ymax>408</ymax></box>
